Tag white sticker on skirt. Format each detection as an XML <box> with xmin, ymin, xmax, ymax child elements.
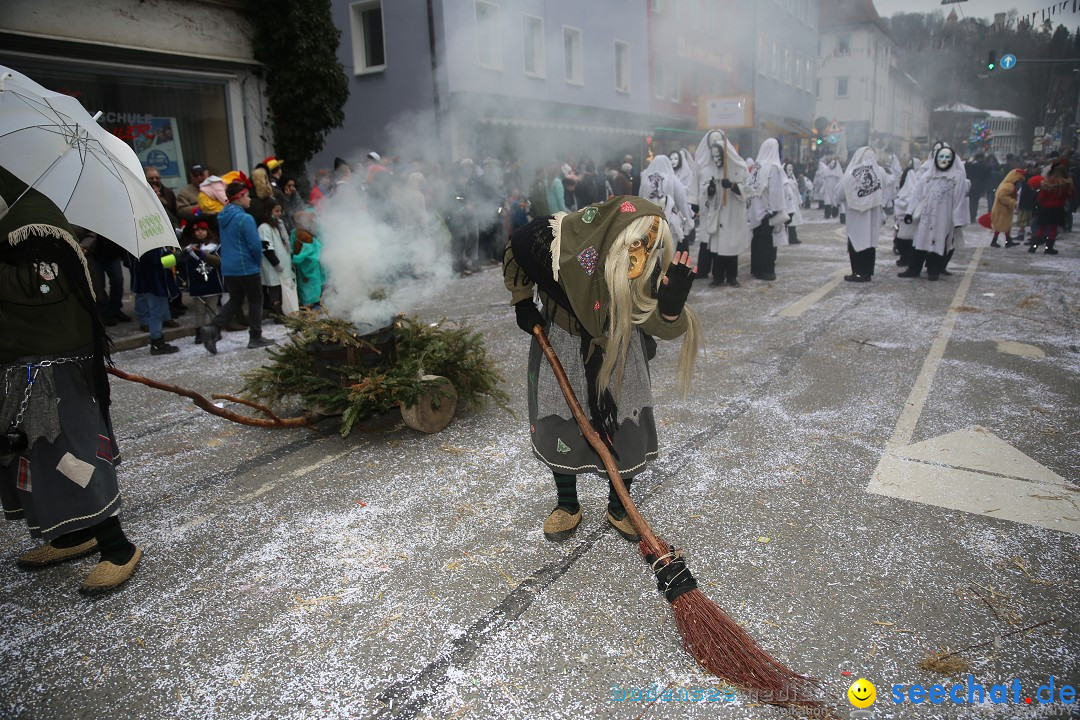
<box><xmin>57</xmin><ymin>452</ymin><xmax>94</xmax><ymax>488</ymax></box>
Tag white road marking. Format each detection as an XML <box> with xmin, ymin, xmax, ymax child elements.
<box><xmin>884</xmin><ymin>247</ymin><xmax>984</xmax><ymax>451</ymax></box>
<box><xmin>994</xmin><ymin>339</ymin><xmax>1045</xmax><ymax>358</ymax></box>
<box><xmin>174</xmin><ymin>446</ymin><xmax>356</xmax><ymax>535</ymax></box>
<box><xmin>867</xmin><ymin>248</ymin><xmax>1079</xmax><ymax>535</ymax></box>
<box><xmin>236</xmin><ymin>447</ymin><xmax>357</xmax><ymax>502</ymax></box>
<box><xmin>777</xmin><ymin>269</ymin><xmax>847</xmax><ymax>317</ymax></box>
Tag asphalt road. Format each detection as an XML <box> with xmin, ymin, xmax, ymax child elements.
<box><xmin>1</xmin><ymin>207</ymin><xmax>1077</xmax><ymax>720</ymax></box>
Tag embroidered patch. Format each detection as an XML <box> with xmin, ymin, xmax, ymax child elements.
<box><xmin>556</xmin><ymin>438</ymin><xmax>571</xmax><ymax>454</ymax></box>
<box><xmin>577</xmin><ymin>246</ymin><xmax>598</xmax><ymax>275</ymax></box>
<box><xmin>17</xmin><ymin>457</ymin><xmax>31</xmax><ymax>492</ymax></box>
<box><xmin>56</xmin><ymin>452</ymin><xmax>94</xmax><ymax>489</ymax></box>
<box><xmin>530</xmin><ymin>424</ymin><xmax>535</xmax><ymax>434</ymax></box>
<box><xmin>528</xmin><ymin>371</ymin><xmax>536</xmax><ymax>386</ymax></box>
<box><xmin>96</xmin><ymin>435</ymin><xmax>116</xmax><ymax>463</ymax></box>
<box><xmin>36</xmin><ymin>262</ymin><xmax>57</xmax><ymax>281</ymax></box>
<box><xmin>593</xmin><ymin>300</ymin><xmax>601</xmax><ymax>311</ymax></box>
<box><xmin>619</xmin><ymin>201</ymin><xmax>637</xmax><ymax>213</ymax></box>
<box><xmin>39</xmin><ymin>284</ymin><xmax>51</xmax><ymax>294</ymax></box>
<box><xmin>581</xmin><ymin>207</ymin><xmax>598</xmax><ymax>224</ymax></box>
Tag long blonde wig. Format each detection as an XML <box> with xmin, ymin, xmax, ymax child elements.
<box><xmin>600</xmin><ymin>215</ymin><xmax>702</xmax><ymax>400</ymax></box>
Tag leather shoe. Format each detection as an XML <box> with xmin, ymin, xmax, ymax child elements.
<box><xmin>897</xmin><ymin>270</ymin><xmax>920</xmax><ymax>278</ymax></box>
<box><xmin>247</xmin><ymin>337</ymin><xmax>277</xmax><ymax>349</ymax></box>
<box><xmin>844</xmin><ymin>274</ymin><xmax>870</xmax><ymax>282</ymax></box>
<box><xmin>607</xmin><ymin>509</ymin><xmax>640</xmax><ymax>542</ymax></box>
<box><xmin>543</xmin><ymin>506</ymin><xmax>582</xmax><ymax>541</ymax></box>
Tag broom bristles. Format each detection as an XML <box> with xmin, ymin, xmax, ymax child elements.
<box><xmin>641</xmin><ymin>538</ymin><xmax>827</xmax><ymax>714</ymax></box>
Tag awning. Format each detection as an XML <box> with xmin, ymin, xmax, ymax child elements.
<box><xmin>763</xmin><ymin>118</ymin><xmax>813</xmax><ymax>137</ymax></box>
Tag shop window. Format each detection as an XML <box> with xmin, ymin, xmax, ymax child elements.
<box><xmin>476</xmin><ymin>1</ymin><xmax>502</xmax><ymax>70</ymax></box>
<box><xmin>8</xmin><ymin>62</ymin><xmax>233</xmax><ymax>189</ymax></box>
<box><xmin>564</xmin><ymin>26</ymin><xmax>583</xmax><ymax>85</ymax></box>
<box><xmin>522</xmin><ymin>14</ymin><xmax>545</xmax><ymax>78</ymax></box>
<box><xmin>350</xmin><ymin>1</ymin><xmax>385</xmax><ymax>74</ymax></box>
<box><xmin>614</xmin><ymin>40</ymin><xmax>630</xmax><ymax>93</ymax></box>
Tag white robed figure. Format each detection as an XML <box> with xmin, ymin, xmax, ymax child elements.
<box><xmin>821</xmin><ymin>158</ymin><xmax>844</xmax><ymax>218</ymax></box>
<box><xmin>892</xmin><ymin>158</ymin><xmax>925</xmax><ymax>267</ymax></box>
<box><xmin>746</xmin><ymin>138</ymin><xmax>788</xmax><ymax>281</ymax></box>
<box><xmin>901</xmin><ymin>144</ymin><xmax>968</xmax><ymax>281</ymax></box>
<box><xmin>840</xmin><ymin>146</ymin><xmax>886</xmax><ymax>281</ymax></box>
<box><xmin>640</xmin><ymin>154</ymin><xmax>693</xmax><ymax>246</ymax></box>
<box><xmin>782</xmin><ymin>163</ymin><xmax>804</xmax><ymax>245</ymax></box>
<box><xmin>692</xmin><ymin>129</ymin><xmax>750</xmax><ymax>286</ymax></box>
<box><xmin>812</xmin><ymin>159</ymin><xmax>828</xmax><ymax>207</ymax></box>
<box><xmin>669</xmin><ymin>149</ymin><xmax>696</xmax><ymax>203</ymax></box>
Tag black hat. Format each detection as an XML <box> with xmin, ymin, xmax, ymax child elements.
<box><xmin>189</xmin><ymin>163</ymin><xmax>207</xmax><ymax>175</ymax></box>
<box><xmin>334</xmin><ymin>157</ymin><xmax>349</xmax><ymax>170</ymax></box>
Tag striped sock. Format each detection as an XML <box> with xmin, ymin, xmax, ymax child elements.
<box><xmin>553</xmin><ymin>473</ymin><xmax>579</xmax><ymax>512</ymax></box>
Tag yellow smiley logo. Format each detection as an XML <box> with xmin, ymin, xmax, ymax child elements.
<box><xmin>847</xmin><ymin>678</ymin><xmax>876</xmax><ymax>708</ymax></box>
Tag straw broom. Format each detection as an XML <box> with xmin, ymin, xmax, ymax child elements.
<box><xmin>532</xmin><ymin>325</ymin><xmax>825</xmax><ymax>714</ymax></box>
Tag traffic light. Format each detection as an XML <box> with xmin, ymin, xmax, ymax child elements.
<box><xmin>987</xmin><ymin>50</ymin><xmax>996</xmax><ymax>71</ymax></box>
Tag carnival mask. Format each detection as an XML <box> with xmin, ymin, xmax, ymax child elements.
<box><xmin>935</xmin><ymin>148</ymin><xmax>956</xmax><ymax>171</ymax></box>
<box><xmin>710</xmin><ymin>143</ymin><xmax>725</xmax><ymax>168</ymax></box>
<box><xmin>627</xmin><ymin>217</ymin><xmax>660</xmax><ymax>279</ymax></box>
<box><xmin>670</xmin><ymin>152</ymin><xmax>681</xmax><ymax>170</ymax></box>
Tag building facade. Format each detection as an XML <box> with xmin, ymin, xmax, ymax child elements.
<box><xmin>748</xmin><ymin>0</ymin><xmax>819</xmax><ymax>161</ymax></box>
<box><xmin>0</xmin><ymin>0</ymin><xmax>271</xmax><ymax>191</ymax></box>
<box><xmin>814</xmin><ymin>0</ymin><xmax>928</xmax><ymax>161</ymax></box>
<box><xmin>318</xmin><ymin>0</ymin><xmax>654</xmax><ymax>174</ymax></box>
<box><xmin>644</xmin><ymin>0</ymin><xmax>745</xmax><ymax>157</ymax></box>
<box><xmin>984</xmin><ymin>110</ymin><xmax>1022</xmax><ymax>160</ymax></box>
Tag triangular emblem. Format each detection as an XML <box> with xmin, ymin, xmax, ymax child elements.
<box><xmin>556</xmin><ymin>438</ymin><xmax>571</xmax><ymax>454</ymax></box>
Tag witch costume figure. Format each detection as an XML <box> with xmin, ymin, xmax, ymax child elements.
<box><xmin>840</xmin><ymin>146</ymin><xmax>886</xmax><ymax>282</ymax></box>
<box><xmin>900</xmin><ymin>144</ymin><xmax>968</xmax><ymax>281</ymax></box>
<box><xmin>0</xmin><ymin>164</ymin><xmax>142</xmax><ymax>595</ymax></box>
<box><xmin>693</xmin><ymin>130</ymin><xmax>750</xmax><ymax>287</ymax></box>
<box><xmin>503</xmin><ymin>196</ymin><xmax>701</xmax><ymax>542</ymax></box>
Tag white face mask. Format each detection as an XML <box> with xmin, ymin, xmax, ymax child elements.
<box><xmin>935</xmin><ymin>149</ymin><xmax>955</xmax><ymax>171</ymax></box>
<box><xmin>669</xmin><ymin>152</ymin><xmax>681</xmax><ymax>170</ymax></box>
<box><xmin>710</xmin><ymin>144</ymin><xmax>724</xmax><ymax>168</ymax></box>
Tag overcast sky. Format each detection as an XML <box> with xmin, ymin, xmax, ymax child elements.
<box><xmin>874</xmin><ymin>0</ymin><xmax>1074</xmax><ymax>22</ymax></box>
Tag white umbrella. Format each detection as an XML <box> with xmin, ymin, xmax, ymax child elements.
<box><xmin>0</xmin><ymin>65</ymin><xmax>175</xmax><ymax>256</ymax></box>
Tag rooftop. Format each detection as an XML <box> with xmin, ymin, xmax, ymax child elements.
<box><xmin>819</xmin><ymin>0</ymin><xmax>890</xmax><ymax>36</ymax></box>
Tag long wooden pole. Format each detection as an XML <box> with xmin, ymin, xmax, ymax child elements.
<box><xmin>107</xmin><ymin>367</ymin><xmax>318</xmax><ymax>428</ymax></box>
<box><xmin>532</xmin><ymin>325</ymin><xmax>664</xmax><ymax>556</ymax></box>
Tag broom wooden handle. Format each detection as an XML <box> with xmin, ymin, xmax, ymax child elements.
<box><xmin>532</xmin><ymin>325</ymin><xmax>665</xmax><ymax>556</ymax></box>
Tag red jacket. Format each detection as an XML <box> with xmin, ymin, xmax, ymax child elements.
<box><xmin>1038</xmin><ymin>178</ymin><xmax>1074</xmax><ymax>209</ymax></box>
